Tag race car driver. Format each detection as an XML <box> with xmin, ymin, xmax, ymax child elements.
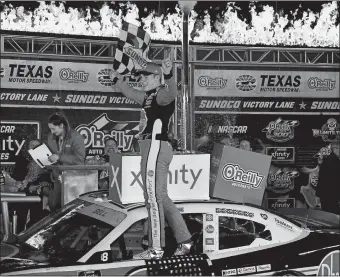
<box><xmin>114</xmin><ymin>54</ymin><xmax>193</xmax><ymax>260</ymax></box>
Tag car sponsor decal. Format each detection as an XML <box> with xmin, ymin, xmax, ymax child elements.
<box><xmin>205</xmin><ymin>238</ymin><xmax>214</xmax><ymax>245</ymax></box>
<box><xmin>275</xmin><ymin>218</ymin><xmax>294</xmax><ymax>232</ymax></box>
<box><xmin>256</xmin><ymin>264</ymin><xmax>271</xmax><ymax>272</ymax></box>
<box><xmin>237</xmin><ymin>266</ymin><xmax>256</xmax><ymax>275</ymax></box>
<box><xmin>317</xmin><ymin>250</ymin><xmax>339</xmax><ymax>276</ymax></box>
<box><xmin>222</xmin><ymin>264</ymin><xmax>272</xmax><ymax>276</ymax></box>
<box><xmin>216</xmin><ymin>208</ymin><xmax>254</xmax><ymax>218</ymax></box>
<box><xmin>205</xmin><ymin>225</ymin><xmax>215</xmax><ymax>233</ymax></box>
<box><xmin>260</xmin><ymin>213</ymin><xmax>268</xmax><ymax>220</ymax></box>
<box><xmin>206</xmin><ymin>214</ymin><xmax>214</xmax><ymax>221</ymax></box>
<box><xmin>78</xmin><ymin>269</ymin><xmax>102</xmax><ymax>276</ymax></box>
<box><xmin>222</xmin><ymin>269</ymin><xmax>237</xmax><ymax>276</ymax></box>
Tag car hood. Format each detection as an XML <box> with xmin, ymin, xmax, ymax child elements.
<box><xmin>276</xmin><ymin>208</ymin><xmax>340</xmax><ymax>230</ymax></box>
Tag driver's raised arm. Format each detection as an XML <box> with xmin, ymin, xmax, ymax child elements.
<box><xmin>115</xmin><ymin>74</ymin><xmax>145</xmax><ymax>106</ymax></box>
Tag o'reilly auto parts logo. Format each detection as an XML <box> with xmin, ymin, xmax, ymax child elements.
<box><xmin>259</xmin><ymin>75</ymin><xmax>301</xmax><ymax>93</ymax></box>
<box><xmin>312</xmin><ymin>118</ymin><xmax>340</xmax><ymax>142</ymax></box>
<box><xmin>98</xmin><ymin>68</ymin><xmax>115</xmax><ymax>87</ymax></box>
<box><xmin>267</xmin><ymin>168</ymin><xmax>299</xmax><ymax>194</ymax></box>
<box><xmin>308</xmin><ymin>77</ymin><xmax>336</xmax><ymax>91</ymax></box>
<box><xmin>317</xmin><ymin>250</ymin><xmax>339</xmax><ymax>276</ymax></box>
<box><xmin>266</xmin><ymin>147</ymin><xmax>295</xmax><ymax>163</ymax></box>
<box><xmin>262</xmin><ymin>118</ymin><xmax>299</xmax><ymax>143</ymax></box>
<box><xmin>7</xmin><ymin>64</ymin><xmax>53</xmax><ymax>84</ymax></box>
<box><xmin>235</xmin><ymin>75</ymin><xmax>257</xmax><ymax>91</ymax></box>
<box><xmin>0</xmin><ymin>66</ymin><xmax>4</xmax><ymax>78</ymax></box>
<box><xmin>221</xmin><ymin>163</ymin><xmax>264</xmax><ymax>190</ymax></box>
<box><xmin>59</xmin><ymin>68</ymin><xmax>89</xmax><ymax>83</ymax></box>
<box><xmin>130</xmin><ymin>164</ymin><xmax>202</xmax><ymax>189</ymax></box>
<box><xmin>198</xmin><ymin>76</ymin><xmax>227</xmax><ymax>89</ymax></box>
<box><xmin>76</xmin><ymin>113</ymin><xmax>139</xmax><ymax>156</ymax></box>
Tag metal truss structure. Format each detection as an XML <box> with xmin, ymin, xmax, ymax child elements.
<box><xmin>1</xmin><ymin>33</ymin><xmax>339</xmax><ymax>68</ymax></box>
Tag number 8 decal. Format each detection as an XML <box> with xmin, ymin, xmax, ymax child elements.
<box><xmin>101</xmin><ymin>252</ymin><xmax>108</xmax><ymax>262</ymax></box>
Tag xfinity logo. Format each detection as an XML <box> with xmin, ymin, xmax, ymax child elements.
<box><xmin>198</xmin><ymin>76</ymin><xmax>227</xmax><ymax>89</ymax></box>
<box><xmin>221</xmin><ymin>164</ymin><xmax>263</xmax><ymax>189</ymax></box>
<box><xmin>268</xmin><ymin>198</ymin><xmax>295</xmax><ymax>209</ymax></box>
<box><xmin>130</xmin><ymin>164</ymin><xmax>202</xmax><ymax>189</ymax></box>
<box><xmin>266</xmin><ymin>147</ymin><xmax>295</xmax><ymax>162</ymax></box>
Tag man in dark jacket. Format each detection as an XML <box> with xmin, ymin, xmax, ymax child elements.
<box><xmin>316</xmin><ymin>142</ymin><xmax>340</xmax><ymax>215</ymax></box>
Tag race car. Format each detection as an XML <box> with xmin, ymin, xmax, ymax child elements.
<box><xmin>1</xmin><ymin>190</ymin><xmax>339</xmax><ymax>276</ymax></box>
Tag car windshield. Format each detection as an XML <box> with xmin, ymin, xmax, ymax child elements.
<box><xmin>15</xmin><ymin>199</ymin><xmax>126</xmax><ymax>265</ymax></box>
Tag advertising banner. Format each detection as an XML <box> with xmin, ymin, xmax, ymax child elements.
<box><xmin>195</xmin><ymin>113</ymin><xmax>340</xmax><ymax>211</ymax></box>
<box><xmin>0</xmin><ymin>88</ymin><xmax>140</xmax><ymax>109</ymax></box>
<box><xmin>0</xmin><ymin>59</ymin><xmax>120</xmax><ymax>92</ymax></box>
<box><xmin>0</xmin><ymin>121</ymin><xmax>41</xmax><ymax>167</ymax></box>
<box><xmin>194</xmin><ymin>69</ymin><xmax>340</xmax><ymax>98</ymax></box>
<box><xmin>75</xmin><ymin>113</ymin><xmax>140</xmax><ymax>156</ymax></box>
<box><xmin>210</xmin><ymin>145</ymin><xmax>271</xmax><ymax>205</ymax></box>
<box><xmin>195</xmin><ymin>97</ymin><xmax>340</xmax><ymax>113</ymax></box>
<box><xmin>109</xmin><ymin>153</ymin><xmax>210</xmax><ymax>204</ymax></box>
<box><xmin>1</xmin><ymin>108</ymin><xmax>140</xmax><ymax>173</ymax></box>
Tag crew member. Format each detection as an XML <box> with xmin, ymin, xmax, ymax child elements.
<box><xmin>47</xmin><ymin>111</ymin><xmax>86</xmax><ymax>211</ymax></box>
<box><xmin>316</xmin><ymin>142</ymin><xmax>340</xmax><ymax>214</ymax></box>
<box><xmin>114</xmin><ymin>54</ymin><xmax>193</xmax><ymax>260</ymax></box>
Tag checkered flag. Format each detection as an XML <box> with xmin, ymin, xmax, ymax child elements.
<box><xmin>113</xmin><ymin>21</ymin><xmax>151</xmax><ymax>76</ymax></box>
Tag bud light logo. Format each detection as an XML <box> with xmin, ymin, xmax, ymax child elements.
<box><xmin>221</xmin><ymin>164</ymin><xmax>264</xmax><ymax>190</ymax></box>
<box><xmin>317</xmin><ymin>250</ymin><xmax>339</xmax><ymax>276</ymax></box>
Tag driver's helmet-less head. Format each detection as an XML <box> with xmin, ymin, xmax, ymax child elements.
<box><xmin>134</xmin><ymin>62</ymin><xmax>165</xmax><ymax>92</ymax></box>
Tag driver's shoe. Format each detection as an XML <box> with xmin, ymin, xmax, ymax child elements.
<box><xmin>173</xmin><ymin>241</ymin><xmax>193</xmax><ymax>256</ymax></box>
<box><xmin>133</xmin><ymin>248</ymin><xmax>164</xmax><ymax>260</ymax></box>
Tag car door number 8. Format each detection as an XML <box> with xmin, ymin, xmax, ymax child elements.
<box><xmin>101</xmin><ymin>252</ymin><xmax>109</xmax><ymax>262</ymax></box>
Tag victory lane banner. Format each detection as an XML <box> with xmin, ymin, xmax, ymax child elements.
<box><xmin>0</xmin><ymin>121</ymin><xmax>41</xmax><ymax>166</ymax></box>
<box><xmin>1</xmin><ymin>88</ymin><xmax>140</xmax><ymax>109</ymax></box>
<box><xmin>195</xmin><ymin>97</ymin><xmax>340</xmax><ymax>113</ymax></box>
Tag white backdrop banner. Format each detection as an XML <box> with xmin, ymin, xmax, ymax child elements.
<box><xmin>194</xmin><ymin>69</ymin><xmax>340</xmax><ymax>98</ymax></box>
<box><xmin>109</xmin><ymin>153</ymin><xmax>210</xmax><ymax>204</ymax></box>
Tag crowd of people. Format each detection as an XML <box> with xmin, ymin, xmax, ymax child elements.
<box><xmin>0</xmin><ymin>111</ymin><xmax>124</xmax><ymax>235</ymax></box>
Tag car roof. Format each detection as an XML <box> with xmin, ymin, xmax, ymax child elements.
<box><xmin>78</xmin><ymin>190</ymin><xmax>302</xmax><ymax>227</ymax></box>
<box><xmin>79</xmin><ymin>189</ymin><xmax>265</xmax><ymax>212</ymax></box>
